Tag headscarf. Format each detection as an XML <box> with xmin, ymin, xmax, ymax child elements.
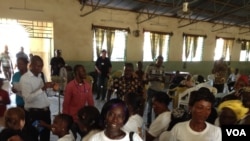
<box><xmin>237</xmin><ymin>75</ymin><xmax>249</xmax><ymax>86</ymax></box>
<box><xmin>218</xmin><ymin>100</ymin><xmax>248</xmax><ymax>121</ymax></box>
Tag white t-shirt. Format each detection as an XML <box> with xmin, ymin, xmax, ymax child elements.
<box><xmin>122</xmin><ymin>114</ymin><xmax>143</xmax><ymax>134</ymax></box>
<box><xmin>82</xmin><ymin>130</ymin><xmax>101</xmax><ymax>141</ymax></box>
<box><xmin>20</xmin><ymin>71</ymin><xmax>50</xmax><ymax>109</ymax></box>
<box><xmin>159</xmin><ymin>131</ymin><xmax>171</xmax><ymax>141</ymax></box>
<box><xmin>148</xmin><ymin>111</ymin><xmax>171</xmax><ymax>140</ymax></box>
<box><xmin>89</xmin><ymin>130</ymin><xmax>143</xmax><ymax>141</ymax></box>
<box><xmin>214</xmin><ymin>117</ymin><xmax>220</xmax><ymax>126</ymax></box>
<box><xmin>58</xmin><ymin>133</ymin><xmax>75</xmax><ymax>141</ymax></box>
<box><xmin>169</xmin><ymin>120</ymin><xmax>222</xmax><ymax>141</ymax></box>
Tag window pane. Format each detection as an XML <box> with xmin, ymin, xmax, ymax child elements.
<box><xmin>240</xmin><ymin>50</ymin><xmax>247</xmax><ymax>61</ymax></box>
<box><xmin>143</xmin><ymin>32</ymin><xmax>170</xmax><ymax>61</ymax></box>
<box><xmin>182</xmin><ymin>36</ymin><xmax>204</xmax><ymax>61</ymax></box>
<box><xmin>214</xmin><ymin>38</ymin><xmax>224</xmax><ymax>60</ymax></box>
<box><xmin>239</xmin><ymin>41</ymin><xmax>250</xmax><ymax>62</ymax></box>
<box><xmin>194</xmin><ymin>37</ymin><xmax>204</xmax><ymax>61</ymax></box>
<box><xmin>214</xmin><ymin>38</ymin><xmax>233</xmax><ymax>61</ymax></box>
<box><xmin>143</xmin><ymin>32</ymin><xmax>153</xmax><ymax>61</ymax></box>
<box><xmin>93</xmin><ymin>32</ymin><xmax>97</xmax><ymax>61</ymax></box>
<box><xmin>110</xmin><ymin>30</ymin><xmax>126</xmax><ymax>61</ymax></box>
<box><xmin>162</xmin><ymin>35</ymin><xmax>170</xmax><ymax>61</ymax></box>
<box><xmin>93</xmin><ymin>29</ymin><xmax>126</xmax><ymax>61</ymax></box>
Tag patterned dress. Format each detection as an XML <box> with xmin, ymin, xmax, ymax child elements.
<box><xmin>109</xmin><ymin>75</ymin><xmax>143</xmax><ymax>99</ymax></box>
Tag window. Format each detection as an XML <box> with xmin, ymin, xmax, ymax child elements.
<box><xmin>143</xmin><ymin>31</ymin><xmax>171</xmax><ymax>61</ymax></box>
<box><xmin>214</xmin><ymin>37</ymin><xmax>234</xmax><ymax>61</ymax></box>
<box><xmin>92</xmin><ymin>25</ymin><xmax>128</xmax><ymax>61</ymax></box>
<box><xmin>110</xmin><ymin>30</ymin><xmax>126</xmax><ymax>61</ymax></box>
<box><xmin>239</xmin><ymin>40</ymin><xmax>250</xmax><ymax>61</ymax></box>
<box><xmin>0</xmin><ymin>18</ymin><xmax>53</xmax><ymax>81</ymax></box>
<box><xmin>182</xmin><ymin>34</ymin><xmax>205</xmax><ymax>62</ymax></box>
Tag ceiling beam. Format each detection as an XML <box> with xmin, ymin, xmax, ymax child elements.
<box><xmin>178</xmin><ymin>2</ymin><xmax>250</xmax><ymax>28</ymax></box>
<box><xmin>211</xmin><ymin>18</ymin><xmax>250</xmax><ymax>32</ymax></box>
<box><xmin>136</xmin><ymin>0</ymin><xmax>177</xmax><ymax>24</ymax></box>
<box><xmin>80</xmin><ymin>0</ymin><xmax>115</xmax><ymax>17</ymax></box>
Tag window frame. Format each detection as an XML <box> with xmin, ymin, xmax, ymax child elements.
<box><xmin>239</xmin><ymin>39</ymin><xmax>250</xmax><ymax>61</ymax></box>
<box><xmin>182</xmin><ymin>33</ymin><xmax>206</xmax><ymax>62</ymax></box>
<box><xmin>214</xmin><ymin>36</ymin><xmax>235</xmax><ymax>61</ymax></box>
<box><xmin>142</xmin><ymin>29</ymin><xmax>173</xmax><ymax>61</ymax></box>
<box><xmin>92</xmin><ymin>24</ymin><xmax>130</xmax><ymax>62</ymax></box>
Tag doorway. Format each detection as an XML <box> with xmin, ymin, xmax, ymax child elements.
<box><xmin>0</xmin><ymin>18</ymin><xmax>54</xmax><ymax>81</ymax></box>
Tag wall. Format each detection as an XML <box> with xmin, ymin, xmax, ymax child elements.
<box><xmin>0</xmin><ymin>0</ymin><xmax>249</xmax><ymax>78</ymax></box>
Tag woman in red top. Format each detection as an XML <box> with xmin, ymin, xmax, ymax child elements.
<box><xmin>0</xmin><ymin>78</ymin><xmax>11</xmax><ymax>126</ymax></box>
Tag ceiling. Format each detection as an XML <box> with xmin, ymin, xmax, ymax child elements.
<box><xmin>79</xmin><ymin>0</ymin><xmax>250</xmax><ymax>31</ymax></box>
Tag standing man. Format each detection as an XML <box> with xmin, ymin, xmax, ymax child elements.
<box><xmin>0</xmin><ymin>45</ymin><xmax>14</xmax><ymax>81</ymax></box>
<box><xmin>145</xmin><ymin>55</ymin><xmax>166</xmax><ymax>127</ymax></box>
<box><xmin>63</xmin><ymin>64</ymin><xmax>94</xmax><ymax>139</ymax></box>
<box><xmin>20</xmin><ymin>55</ymin><xmax>54</xmax><ymax>141</ymax></box>
<box><xmin>16</xmin><ymin>46</ymin><xmax>28</xmax><ymax>60</ymax></box>
<box><xmin>95</xmin><ymin>49</ymin><xmax>112</xmax><ymax>100</ymax></box>
<box><xmin>14</xmin><ymin>46</ymin><xmax>29</xmax><ymax>71</ymax></box>
<box><xmin>50</xmin><ymin>49</ymin><xmax>65</xmax><ymax>76</ymax></box>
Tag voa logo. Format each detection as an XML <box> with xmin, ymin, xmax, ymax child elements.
<box><xmin>226</xmin><ymin>129</ymin><xmax>246</xmax><ymax>136</ymax></box>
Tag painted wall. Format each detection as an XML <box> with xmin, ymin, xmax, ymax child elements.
<box><xmin>0</xmin><ymin>0</ymin><xmax>249</xmax><ymax>78</ymax></box>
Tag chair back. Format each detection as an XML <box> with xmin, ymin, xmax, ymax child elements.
<box><xmin>178</xmin><ymin>83</ymin><xmax>217</xmax><ymax>110</ymax></box>
<box><xmin>112</xmin><ymin>70</ymin><xmax>123</xmax><ymax>78</ymax></box>
<box><xmin>85</xmin><ymin>75</ymin><xmax>94</xmax><ymax>88</ymax></box>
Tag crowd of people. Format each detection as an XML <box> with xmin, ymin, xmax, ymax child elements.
<box><xmin>0</xmin><ymin>46</ymin><xmax>250</xmax><ymax>141</ymax></box>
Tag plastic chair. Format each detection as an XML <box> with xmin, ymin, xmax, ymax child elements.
<box><xmin>111</xmin><ymin>70</ymin><xmax>123</xmax><ymax>78</ymax></box>
<box><xmin>85</xmin><ymin>75</ymin><xmax>94</xmax><ymax>89</ymax></box>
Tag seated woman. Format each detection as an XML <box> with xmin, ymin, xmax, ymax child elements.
<box><xmin>180</xmin><ymin>74</ymin><xmax>195</xmax><ymax>88</ymax></box>
<box><xmin>220</xmin><ymin>75</ymin><xmax>249</xmax><ymax>103</ymax></box>
<box><xmin>159</xmin><ymin>107</ymin><xmax>190</xmax><ymax>141</ymax></box>
<box><xmin>215</xmin><ymin>99</ymin><xmax>248</xmax><ymax>126</ymax></box>
<box><xmin>169</xmin><ymin>87</ymin><xmax>222</xmax><ymax>141</ymax></box>
<box><xmin>0</xmin><ymin>107</ymin><xmax>33</xmax><ymax>141</ymax></box>
<box><xmin>77</xmin><ymin>106</ymin><xmax>102</xmax><ymax>141</ymax></box>
<box><xmin>89</xmin><ymin>98</ymin><xmax>143</xmax><ymax>141</ymax></box>
<box><xmin>146</xmin><ymin>91</ymin><xmax>172</xmax><ymax>141</ymax></box>
<box><xmin>122</xmin><ymin>93</ymin><xmax>144</xmax><ymax>136</ymax></box>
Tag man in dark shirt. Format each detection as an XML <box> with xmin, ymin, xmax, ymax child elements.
<box><xmin>95</xmin><ymin>49</ymin><xmax>112</xmax><ymax>100</ymax></box>
<box><xmin>50</xmin><ymin>49</ymin><xmax>65</xmax><ymax>76</ymax></box>
<box><xmin>16</xmin><ymin>46</ymin><xmax>28</xmax><ymax>60</ymax></box>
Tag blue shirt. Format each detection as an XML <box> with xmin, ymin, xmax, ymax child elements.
<box><xmin>11</xmin><ymin>72</ymin><xmax>24</xmax><ymax>106</ymax></box>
